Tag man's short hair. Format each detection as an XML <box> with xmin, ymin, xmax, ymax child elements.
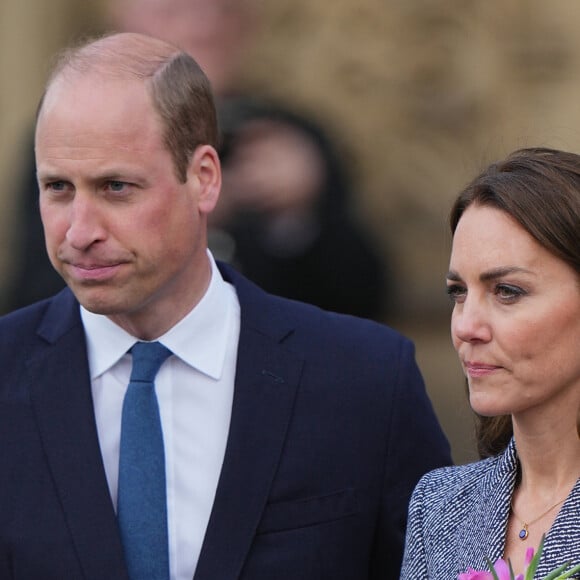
<box><xmin>37</xmin><ymin>32</ymin><xmax>219</xmax><ymax>182</ymax></box>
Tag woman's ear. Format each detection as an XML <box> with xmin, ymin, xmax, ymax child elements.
<box><xmin>188</xmin><ymin>144</ymin><xmax>222</xmax><ymax>214</ymax></box>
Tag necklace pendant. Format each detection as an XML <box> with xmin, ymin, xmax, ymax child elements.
<box><xmin>518</xmin><ymin>524</ymin><xmax>529</xmax><ymax>541</ymax></box>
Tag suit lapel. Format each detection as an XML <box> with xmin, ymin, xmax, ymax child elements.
<box><xmin>194</xmin><ymin>266</ymin><xmax>304</xmax><ymax>580</ymax></box>
<box><xmin>28</xmin><ymin>290</ymin><xmax>129</xmax><ymax>580</ymax></box>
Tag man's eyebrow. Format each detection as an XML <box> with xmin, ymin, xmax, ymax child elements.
<box><xmin>37</xmin><ymin>169</ymin><xmax>142</xmax><ymax>182</ymax></box>
<box><xmin>446</xmin><ymin>266</ymin><xmax>533</xmax><ymax>282</ymax></box>
<box><xmin>36</xmin><ymin>171</ymin><xmax>65</xmax><ymax>182</ymax></box>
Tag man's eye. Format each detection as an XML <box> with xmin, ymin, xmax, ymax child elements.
<box><xmin>107</xmin><ymin>180</ymin><xmax>127</xmax><ymax>192</ymax></box>
<box><xmin>48</xmin><ymin>181</ymin><xmax>67</xmax><ymax>191</ymax></box>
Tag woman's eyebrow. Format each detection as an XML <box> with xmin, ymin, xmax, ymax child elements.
<box><xmin>446</xmin><ymin>266</ymin><xmax>533</xmax><ymax>283</ymax></box>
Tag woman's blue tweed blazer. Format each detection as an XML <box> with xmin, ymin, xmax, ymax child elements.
<box><xmin>400</xmin><ymin>439</ymin><xmax>580</xmax><ymax>579</ymax></box>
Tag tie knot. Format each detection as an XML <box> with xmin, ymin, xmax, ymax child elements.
<box><xmin>129</xmin><ymin>341</ymin><xmax>172</xmax><ymax>383</ymax></box>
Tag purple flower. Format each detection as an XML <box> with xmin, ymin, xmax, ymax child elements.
<box><xmin>524</xmin><ymin>547</ymin><xmax>534</xmax><ymax>568</ymax></box>
<box><xmin>492</xmin><ymin>558</ymin><xmax>525</xmax><ymax>580</ymax></box>
<box><xmin>458</xmin><ymin>535</ymin><xmax>580</xmax><ymax>580</ymax></box>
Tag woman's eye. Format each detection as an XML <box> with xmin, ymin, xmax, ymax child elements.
<box><xmin>495</xmin><ymin>284</ymin><xmax>526</xmax><ymax>302</ymax></box>
<box><xmin>446</xmin><ymin>284</ymin><xmax>466</xmax><ymax>303</ymax></box>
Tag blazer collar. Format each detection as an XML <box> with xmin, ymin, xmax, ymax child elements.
<box><xmin>218</xmin><ymin>261</ymin><xmax>298</xmax><ymax>342</ymax></box>
<box><xmin>455</xmin><ymin>439</ymin><xmax>519</xmax><ymax>571</ymax></box>
<box><xmin>194</xmin><ymin>263</ymin><xmax>304</xmax><ymax>579</ymax></box>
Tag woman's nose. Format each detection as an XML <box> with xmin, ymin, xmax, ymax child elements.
<box><xmin>452</xmin><ymin>297</ymin><xmax>492</xmax><ymax>344</ymax></box>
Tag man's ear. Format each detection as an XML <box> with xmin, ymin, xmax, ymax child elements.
<box><xmin>187</xmin><ymin>144</ymin><xmax>222</xmax><ymax>214</ymax></box>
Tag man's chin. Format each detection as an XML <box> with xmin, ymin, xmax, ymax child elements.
<box><xmin>71</xmin><ymin>287</ymin><xmax>127</xmax><ymax>316</ymax></box>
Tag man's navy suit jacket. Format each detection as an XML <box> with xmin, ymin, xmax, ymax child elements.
<box><xmin>0</xmin><ymin>262</ymin><xmax>451</xmax><ymax>579</ymax></box>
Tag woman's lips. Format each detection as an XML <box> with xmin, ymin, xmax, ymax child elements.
<box><xmin>464</xmin><ymin>361</ymin><xmax>501</xmax><ymax>378</ymax></box>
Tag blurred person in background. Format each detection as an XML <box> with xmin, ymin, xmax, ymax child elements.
<box><xmin>107</xmin><ymin>0</ymin><xmax>252</xmax><ymax>100</ymax></box>
<box><xmin>5</xmin><ymin>0</ymin><xmax>391</xmax><ymax>320</ymax></box>
<box><xmin>216</xmin><ymin>100</ymin><xmax>389</xmax><ymax>320</ymax></box>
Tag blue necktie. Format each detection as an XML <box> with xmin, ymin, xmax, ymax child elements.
<box><xmin>118</xmin><ymin>341</ymin><xmax>172</xmax><ymax>580</ymax></box>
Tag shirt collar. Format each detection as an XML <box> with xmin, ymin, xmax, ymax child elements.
<box><xmin>81</xmin><ymin>252</ymin><xmax>235</xmax><ymax>381</ymax></box>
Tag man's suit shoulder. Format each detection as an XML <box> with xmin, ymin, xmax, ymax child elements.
<box><xmin>0</xmin><ymin>297</ymin><xmax>52</xmax><ymax>342</ymax></box>
<box><xmin>262</xmin><ymin>291</ymin><xmax>416</xmax><ymax>379</ymax></box>
<box><xmin>0</xmin><ymin>288</ymin><xmax>80</xmax><ymax>364</ymax></box>
<box><xmin>276</xmin><ymin>292</ymin><xmax>405</xmax><ymax>343</ymax></box>
<box><xmin>221</xmin><ymin>260</ymin><xmax>414</xmax><ymax>366</ymax></box>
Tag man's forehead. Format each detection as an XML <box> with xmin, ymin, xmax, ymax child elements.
<box><xmin>47</xmin><ymin>67</ymin><xmax>147</xmax><ymax>96</ymax></box>
<box><xmin>34</xmin><ymin>76</ymin><xmax>164</xmax><ymax>162</ymax></box>
<box><xmin>39</xmin><ymin>71</ymin><xmax>151</xmax><ymax>120</ymax></box>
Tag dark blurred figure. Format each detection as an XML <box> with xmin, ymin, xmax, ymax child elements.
<box><xmin>5</xmin><ymin>0</ymin><xmax>391</xmax><ymax>320</ymax></box>
<box><xmin>216</xmin><ymin>99</ymin><xmax>390</xmax><ymax>319</ymax></box>
<box><xmin>6</xmin><ymin>139</ymin><xmax>66</xmax><ymax>310</ymax></box>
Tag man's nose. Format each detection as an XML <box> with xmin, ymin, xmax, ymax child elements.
<box><xmin>65</xmin><ymin>193</ymin><xmax>107</xmax><ymax>250</ymax></box>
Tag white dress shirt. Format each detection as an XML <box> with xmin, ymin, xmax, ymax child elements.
<box><xmin>81</xmin><ymin>254</ymin><xmax>240</xmax><ymax>580</ymax></box>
